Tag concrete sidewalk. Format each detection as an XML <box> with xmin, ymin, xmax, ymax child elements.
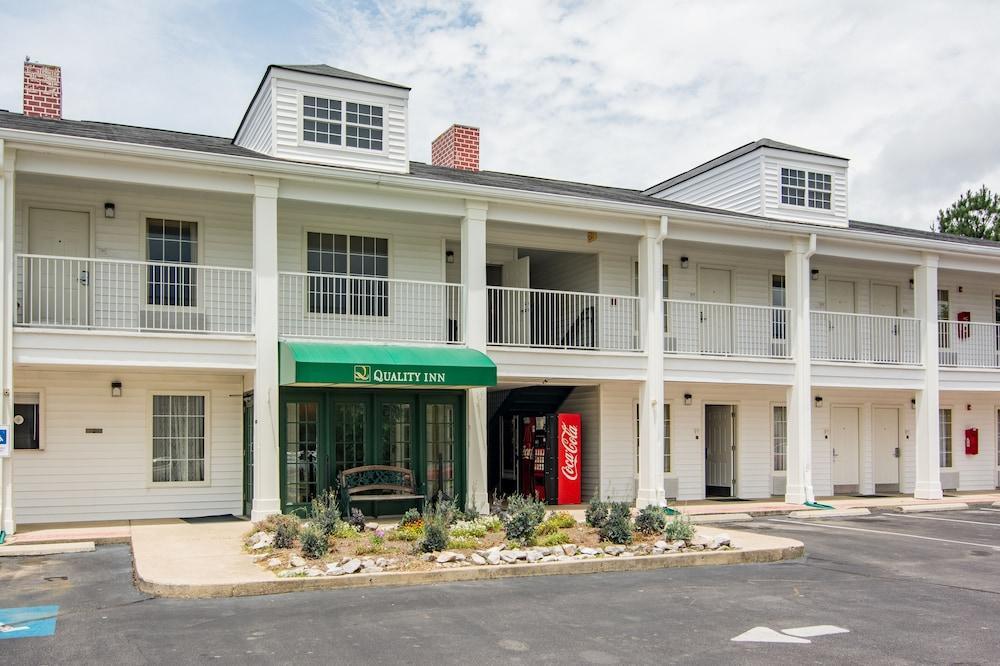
<box><xmin>670</xmin><ymin>491</ymin><xmax>1000</xmax><ymax>516</ymax></box>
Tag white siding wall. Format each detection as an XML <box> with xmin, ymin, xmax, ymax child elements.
<box><xmin>13</xmin><ymin>368</ymin><xmax>244</xmax><ymax>523</ymax></box>
<box><xmin>761</xmin><ymin>152</ymin><xmax>848</xmax><ymax>225</ymax></box>
<box><xmin>233</xmin><ymin>79</ymin><xmax>274</xmax><ymax>155</ymax></box>
<box><xmin>597</xmin><ymin>382</ymin><xmax>640</xmax><ymax>501</ymax></box>
<box><xmin>940</xmin><ymin>393</ymin><xmax>1000</xmax><ymax>491</ymax></box>
<box><xmin>558</xmin><ymin>385</ymin><xmax>601</xmax><ymax>501</ymax></box>
<box><xmin>272</xmin><ymin>73</ymin><xmax>409</xmax><ymax>174</ymax></box>
<box><xmin>653</xmin><ymin>152</ymin><xmax>763</xmax><ymax>213</ymax></box>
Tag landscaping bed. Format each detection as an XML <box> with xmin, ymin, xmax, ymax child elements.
<box><xmin>244</xmin><ymin>493</ymin><xmax>738</xmax><ymax>579</ymax></box>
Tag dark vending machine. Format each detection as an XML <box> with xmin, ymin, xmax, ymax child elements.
<box><xmin>518</xmin><ymin>413</ymin><xmax>582</xmax><ymax>505</ymax></box>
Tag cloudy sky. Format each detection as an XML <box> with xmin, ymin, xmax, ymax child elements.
<box><xmin>1</xmin><ymin>0</ymin><xmax>998</xmax><ymax>229</ymax></box>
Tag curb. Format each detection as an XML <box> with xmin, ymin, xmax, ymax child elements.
<box><xmin>788</xmin><ymin>508</ymin><xmax>871</xmax><ymax>519</ymax></box>
<box><xmin>0</xmin><ymin>541</ymin><xmax>96</xmax><ymax>557</ymax></box>
<box><xmin>896</xmin><ymin>502</ymin><xmax>969</xmax><ymax>514</ymax></box>
<box><xmin>689</xmin><ymin>513</ymin><xmax>754</xmax><ymax>524</ymax></box>
<box><xmin>134</xmin><ymin>541</ymin><xmax>805</xmax><ymax>599</ymax></box>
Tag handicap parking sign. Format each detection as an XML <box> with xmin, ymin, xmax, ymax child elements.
<box><xmin>0</xmin><ymin>606</ymin><xmax>59</xmax><ymax>639</ymax></box>
<box><xmin>0</xmin><ymin>425</ymin><xmax>9</xmax><ymax>458</ymax></box>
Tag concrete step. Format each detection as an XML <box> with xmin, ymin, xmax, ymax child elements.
<box><xmin>0</xmin><ymin>541</ymin><xmax>96</xmax><ymax>556</ymax></box>
<box><xmin>788</xmin><ymin>508</ymin><xmax>871</xmax><ymax>519</ymax></box>
<box><xmin>689</xmin><ymin>513</ymin><xmax>753</xmax><ymax>524</ymax></box>
<box><xmin>896</xmin><ymin>503</ymin><xmax>969</xmax><ymax>514</ymax></box>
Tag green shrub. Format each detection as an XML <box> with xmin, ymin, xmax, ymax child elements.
<box><xmin>534</xmin><ymin>520</ymin><xmax>558</xmax><ymax>537</ymax></box>
<box><xmin>254</xmin><ymin>512</ymin><xmax>300</xmax><ymax>535</ymax></box>
<box><xmin>447</xmin><ymin>536</ymin><xmax>479</xmax><ymax>550</ymax></box>
<box><xmin>399</xmin><ymin>508</ymin><xmax>422</xmax><ymax>527</ymax></box>
<box><xmin>585</xmin><ymin>496</ymin><xmax>610</xmax><ymax>529</ymax></box>
<box><xmin>273</xmin><ymin>515</ymin><xmax>300</xmax><ymax>549</ymax></box>
<box><xmin>537</xmin><ymin>531</ymin><xmax>570</xmax><ymax>547</ymax></box>
<box><xmin>348</xmin><ymin>508</ymin><xmax>367</xmax><ymax>532</ymax></box>
<box><xmin>663</xmin><ymin>515</ymin><xmax>695</xmax><ymax>542</ymax></box>
<box><xmin>599</xmin><ymin>502</ymin><xmax>633</xmax><ymax>545</ymax></box>
<box><xmin>419</xmin><ymin>501</ymin><xmax>451</xmax><ymax>552</ymax></box>
<box><xmin>390</xmin><ymin>524</ymin><xmax>423</xmax><ymax>542</ymax></box>
<box><xmin>299</xmin><ymin>524</ymin><xmax>329</xmax><ymax>559</ymax></box>
<box><xmin>635</xmin><ymin>505</ymin><xmax>667</xmax><ymax>535</ymax></box>
<box><xmin>355</xmin><ymin>532</ymin><xmax>387</xmax><ymax>556</ymax></box>
<box><xmin>478</xmin><ymin>514</ymin><xmax>503</xmax><ymax>533</ymax></box>
<box><xmin>308</xmin><ymin>489</ymin><xmax>342</xmax><ymax>537</ymax></box>
<box><xmin>451</xmin><ymin>520</ymin><xmax>487</xmax><ymax>539</ymax></box>
<box><xmin>502</xmin><ymin>494</ymin><xmax>546</xmax><ymax>545</ymax></box>
<box><xmin>546</xmin><ymin>511</ymin><xmax>577</xmax><ymax>529</ymax></box>
<box><xmin>331</xmin><ymin>521</ymin><xmax>362</xmax><ymax>539</ymax></box>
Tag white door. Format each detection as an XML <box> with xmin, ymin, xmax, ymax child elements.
<box><xmin>705</xmin><ymin>404</ymin><xmax>735</xmax><ymax>496</ymax></box>
<box><xmin>499</xmin><ymin>256</ymin><xmax>530</xmax><ymax>345</ymax></box>
<box><xmin>871</xmin><ymin>284</ymin><xmax>900</xmax><ymax>363</ymax></box>
<box><xmin>831</xmin><ymin>406</ymin><xmax>860</xmax><ymax>491</ymax></box>
<box><xmin>698</xmin><ymin>268</ymin><xmax>732</xmax><ymax>355</ymax></box>
<box><xmin>826</xmin><ymin>280</ymin><xmax>856</xmax><ymax>360</ymax></box>
<box><xmin>26</xmin><ymin>208</ymin><xmax>91</xmax><ymax>326</ymax></box>
<box><xmin>873</xmin><ymin>407</ymin><xmax>900</xmax><ymax>489</ymax></box>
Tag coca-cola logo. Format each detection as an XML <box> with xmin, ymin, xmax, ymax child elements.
<box><xmin>560</xmin><ymin>422</ymin><xmax>579</xmax><ymax>481</ymax></box>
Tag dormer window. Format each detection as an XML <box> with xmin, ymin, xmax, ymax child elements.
<box><xmin>302</xmin><ymin>95</ymin><xmax>383</xmax><ymax>151</ymax></box>
<box><xmin>781</xmin><ymin>167</ymin><xmax>832</xmax><ymax>209</ymax></box>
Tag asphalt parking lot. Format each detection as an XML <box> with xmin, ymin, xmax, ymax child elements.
<box><xmin>2</xmin><ymin>506</ymin><xmax>999</xmax><ymax>665</ymax></box>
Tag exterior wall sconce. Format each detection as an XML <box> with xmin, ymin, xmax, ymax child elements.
<box><xmin>958</xmin><ymin>286</ymin><xmax>963</xmax><ymax>293</ymax></box>
<box><xmin>680</xmin><ymin>256</ymin><xmax>689</xmax><ymax>269</ymax></box>
<box><xmin>909</xmin><ymin>279</ymin><xmax>914</xmax><ymax>289</ymax></box>
<box><xmin>104</xmin><ymin>202</ymin><xmax>116</xmax><ymax>218</ymax></box>
<box><xmin>811</xmin><ymin>269</ymin><xmax>820</xmax><ymax>281</ymax></box>
<box><xmin>445</xmin><ymin>250</ymin><xmax>455</xmax><ymax>264</ymax></box>
<box><xmin>814</xmin><ymin>395</ymin><xmax>823</xmax><ymax>407</ymax></box>
<box><xmin>111</xmin><ymin>381</ymin><xmax>123</xmax><ymax>398</ymax></box>
<box><xmin>683</xmin><ymin>393</ymin><xmax>693</xmax><ymax>406</ymax></box>
<box><xmin>911</xmin><ymin>398</ymin><xmax>916</xmax><ymax>409</ymax></box>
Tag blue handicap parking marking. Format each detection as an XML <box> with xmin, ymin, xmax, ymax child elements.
<box><xmin>0</xmin><ymin>605</ymin><xmax>59</xmax><ymax>639</ymax></box>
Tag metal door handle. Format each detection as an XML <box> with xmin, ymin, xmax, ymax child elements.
<box><xmin>894</xmin><ymin>447</ymin><xmax>900</xmax><ymax>458</ymax></box>
<box><xmin>79</xmin><ymin>270</ymin><xmax>89</xmax><ymax>286</ymax></box>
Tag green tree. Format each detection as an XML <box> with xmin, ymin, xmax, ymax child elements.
<box><xmin>935</xmin><ymin>185</ymin><xmax>1000</xmax><ymax>240</ymax></box>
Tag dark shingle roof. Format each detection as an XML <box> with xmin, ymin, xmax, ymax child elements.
<box><xmin>643</xmin><ymin>138</ymin><xmax>848</xmax><ymax>196</ymax></box>
<box><xmin>273</xmin><ymin>65</ymin><xmax>410</xmax><ymax>90</ymax></box>
<box><xmin>849</xmin><ymin>219</ymin><xmax>1000</xmax><ymax>250</ymax></box>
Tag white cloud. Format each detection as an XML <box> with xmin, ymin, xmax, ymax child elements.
<box><xmin>2</xmin><ymin>0</ymin><xmax>999</xmax><ymax>229</ymax></box>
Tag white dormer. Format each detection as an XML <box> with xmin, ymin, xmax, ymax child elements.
<box><xmin>644</xmin><ymin>139</ymin><xmax>850</xmax><ymax>227</ymax></box>
<box><xmin>234</xmin><ymin>64</ymin><xmax>410</xmax><ymax>174</ymax></box>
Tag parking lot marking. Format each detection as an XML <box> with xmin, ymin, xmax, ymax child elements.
<box><xmin>976</xmin><ymin>508</ymin><xmax>1000</xmax><ymax>513</ymax></box>
<box><xmin>0</xmin><ymin>606</ymin><xmax>59</xmax><ymax>639</ymax></box>
<box><xmin>886</xmin><ymin>513</ymin><xmax>1000</xmax><ymax>528</ymax></box>
<box><xmin>768</xmin><ymin>518</ymin><xmax>1000</xmax><ymax>550</ymax></box>
<box><xmin>731</xmin><ymin>627</ymin><xmax>811</xmax><ymax>644</ymax></box>
<box><xmin>783</xmin><ymin>625</ymin><xmax>850</xmax><ymax>638</ymax></box>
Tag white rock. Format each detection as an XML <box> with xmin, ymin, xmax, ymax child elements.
<box><xmin>365</xmin><ymin>522</ymin><xmax>380</xmax><ymax>532</ymax></box>
<box><xmin>361</xmin><ymin>558</ymin><xmax>376</xmax><ymax>568</ymax></box>
<box><xmin>289</xmin><ymin>555</ymin><xmax>307</xmax><ymax>568</ymax></box>
<box><xmin>526</xmin><ymin>550</ymin><xmax>542</xmax><ymax>563</ymax></box>
<box><xmin>267</xmin><ymin>557</ymin><xmax>283</xmax><ymax>568</ymax></box>
<box><xmin>620</xmin><ymin>551</ymin><xmax>635</xmax><ymax>558</ymax></box>
<box><xmin>710</xmin><ymin>534</ymin><xmax>732</xmax><ymax>549</ymax></box>
<box><xmin>562</xmin><ymin>543</ymin><xmax>578</xmax><ymax>556</ymax></box>
<box><xmin>342</xmin><ymin>558</ymin><xmax>362</xmax><ymax>574</ymax></box>
<box><xmin>436</xmin><ymin>551</ymin><xmax>459</xmax><ymax>564</ymax></box>
<box><xmin>510</xmin><ymin>550</ymin><xmax>528</xmax><ymax>560</ymax></box>
<box><xmin>691</xmin><ymin>534</ymin><xmax>712</xmax><ymax>548</ymax></box>
<box><xmin>667</xmin><ymin>540</ymin><xmax>685</xmax><ymax>551</ymax></box>
<box><xmin>305</xmin><ymin>568</ymin><xmax>324</xmax><ymax>577</ymax></box>
<box><xmin>455</xmin><ymin>553</ymin><xmax>466</xmax><ymax>561</ymax></box>
<box><xmin>421</xmin><ymin>553</ymin><xmax>436</xmax><ymax>562</ymax></box>
<box><xmin>486</xmin><ymin>551</ymin><xmax>502</xmax><ymax>565</ymax></box>
<box><xmin>471</xmin><ymin>553</ymin><xmax>487</xmax><ymax>565</ymax></box>
<box><xmin>654</xmin><ymin>540</ymin><xmax>669</xmax><ymax>550</ymax></box>
<box><xmin>500</xmin><ymin>552</ymin><xmax>518</xmax><ymax>563</ymax></box>
<box><xmin>277</xmin><ymin>568</ymin><xmax>304</xmax><ymax>578</ymax></box>
<box><xmin>605</xmin><ymin>545</ymin><xmax>625</xmax><ymax>556</ymax></box>
<box><xmin>652</xmin><ymin>548</ymin><xmax>664</xmax><ymax>555</ymax></box>
<box><xmin>579</xmin><ymin>547</ymin><xmax>601</xmax><ymax>556</ymax></box>
<box><xmin>326</xmin><ymin>566</ymin><xmax>345</xmax><ymax>576</ymax></box>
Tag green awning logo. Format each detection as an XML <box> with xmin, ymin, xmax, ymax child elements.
<box><xmin>353</xmin><ymin>365</ymin><xmax>371</xmax><ymax>382</ymax></box>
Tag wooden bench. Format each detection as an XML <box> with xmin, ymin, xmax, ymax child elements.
<box><xmin>338</xmin><ymin>465</ymin><xmax>424</xmax><ymax>518</ymax></box>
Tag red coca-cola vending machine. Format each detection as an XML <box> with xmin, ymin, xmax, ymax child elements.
<box><xmin>518</xmin><ymin>413</ymin><xmax>582</xmax><ymax>504</ymax></box>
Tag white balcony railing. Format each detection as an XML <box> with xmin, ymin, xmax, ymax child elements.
<box><xmin>487</xmin><ymin>286</ymin><xmax>642</xmax><ymax>352</ymax></box>
<box><xmin>663</xmin><ymin>299</ymin><xmax>791</xmax><ymax>358</ymax></box>
<box><xmin>15</xmin><ymin>254</ymin><xmax>254</xmax><ymax>335</ymax></box>
<box><xmin>811</xmin><ymin>311</ymin><xmax>920</xmax><ymax>365</ymax></box>
<box><xmin>279</xmin><ymin>272</ymin><xmax>463</xmax><ymax>344</ymax></box>
<box><xmin>939</xmin><ymin>320</ymin><xmax>1000</xmax><ymax>368</ymax></box>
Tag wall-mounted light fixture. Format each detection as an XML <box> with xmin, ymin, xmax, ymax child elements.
<box><xmin>814</xmin><ymin>395</ymin><xmax>823</xmax><ymax>407</ymax></box>
<box><xmin>958</xmin><ymin>286</ymin><xmax>964</xmax><ymax>293</ymax></box>
<box><xmin>911</xmin><ymin>398</ymin><xmax>916</xmax><ymax>409</ymax></box>
<box><xmin>967</xmin><ymin>403</ymin><xmax>972</xmax><ymax>411</ymax></box>
<box><xmin>680</xmin><ymin>256</ymin><xmax>689</xmax><ymax>269</ymax></box>
<box><xmin>104</xmin><ymin>202</ymin><xmax>116</xmax><ymax>219</ymax></box>
<box><xmin>445</xmin><ymin>250</ymin><xmax>455</xmax><ymax>264</ymax></box>
<box><xmin>811</xmin><ymin>269</ymin><xmax>820</xmax><ymax>281</ymax></box>
<box><xmin>683</xmin><ymin>393</ymin><xmax>693</xmax><ymax>406</ymax></box>
<box><xmin>111</xmin><ymin>381</ymin><xmax>123</xmax><ymax>398</ymax></box>
<box><xmin>908</xmin><ymin>279</ymin><xmax>914</xmax><ymax>289</ymax></box>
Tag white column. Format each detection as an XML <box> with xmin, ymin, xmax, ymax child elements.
<box><xmin>913</xmin><ymin>253</ymin><xmax>943</xmax><ymax>499</ymax></box>
<box><xmin>251</xmin><ymin>177</ymin><xmax>281</xmax><ymax>521</ymax></box>
<box><xmin>636</xmin><ymin>218</ymin><xmax>665</xmax><ymax>507</ymax></box>
<box><xmin>0</xmin><ymin>143</ymin><xmax>15</xmax><ymax>534</ymax></box>
<box><xmin>462</xmin><ymin>200</ymin><xmax>489</xmax><ymax>512</ymax></box>
<box><xmin>784</xmin><ymin>236</ymin><xmax>815</xmax><ymax>505</ymax></box>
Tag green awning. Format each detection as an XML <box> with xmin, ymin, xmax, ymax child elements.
<box><xmin>279</xmin><ymin>341</ymin><xmax>497</xmax><ymax>388</ymax></box>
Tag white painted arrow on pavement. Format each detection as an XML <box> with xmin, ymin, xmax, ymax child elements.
<box><xmin>783</xmin><ymin>625</ymin><xmax>850</xmax><ymax>638</ymax></box>
<box><xmin>731</xmin><ymin>627</ymin><xmax>811</xmax><ymax>644</ymax></box>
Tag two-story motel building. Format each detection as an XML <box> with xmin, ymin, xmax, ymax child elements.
<box><xmin>0</xmin><ymin>61</ymin><xmax>997</xmax><ymax>532</ymax></box>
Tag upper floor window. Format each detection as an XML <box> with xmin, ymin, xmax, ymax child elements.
<box><xmin>781</xmin><ymin>168</ymin><xmax>832</xmax><ymax>210</ymax></box>
<box><xmin>303</xmin><ymin>96</ymin><xmax>383</xmax><ymax>151</ymax></box>
<box><xmin>771</xmin><ymin>274</ymin><xmax>787</xmax><ymax>339</ymax></box>
<box><xmin>306</xmin><ymin>232</ymin><xmax>389</xmax><ymax>316</ymax></box>
<box><xmin>938</xmin><ymin>289</ymin><xmax>951</xmax><ymax>347</ymax></box>
<box><xmin>147</xmin><ymin>218</ymin><xmax>198</xmax><ymax>307</ymax></box>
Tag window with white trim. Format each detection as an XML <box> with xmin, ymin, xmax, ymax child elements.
<box><xmin>146</xmin><ymin>218</ymin><xmax>198</xmax><ymax>307</ymax></box>
<box><xmin>306</xmin><ymin>232</ymin><xmax>389</xmax><ymax>316</ymax></box>
<box><xmin>152</xmin><ymin>395</ymin><xmax>206</xmax><ymax>483</ymax></box>
<box><xmin>781</xmin><ymin>168</ymin><xmax>832</xmax><ymax>209</ymax></box>
<box><xmin>996</xmin><ymin>409</ymin><xmax>1000</xmax><ymax>468</ymax></box>
<box><xmin>938</xmin><ymin>289</ymin><xmax>951</xmax><ymax>347</ymax></box>
<box><xmin>773</xmin><ymin>405</ymin><xmax>787</xmax><ymax>471</ymax></box>
<box><xmin>771</xmin><ymin>274</ymin><xmax>787</xmax><ymax>340</ymax></box>
<box><xmin>303</xmin><ymin>96</ymin><xmax>383</xmax><ymax>151</ymax></box>
<box><xmin>13</xmin><ymin>392</ymin><xmax>41</xmax><ymax>450</ymax></box>
<box><xmin>663</xmin><ymin>403</ymin><xmax>672</xmax><ymax>473</ymax></box>
<box><xmin>939</xmin><ymin>408</ymin><xmax>952</xmax><ymax>468</ymax></box>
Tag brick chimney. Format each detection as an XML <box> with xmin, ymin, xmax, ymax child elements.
<box><xmin>23</xmin><ymin>60</ymin><xmax>62</xmax><ymax>119</ymax></box>
<box><xmin>431</xmin><ymin>124</ymin><xmax>479</xmax><ymax>171</ymax></box>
